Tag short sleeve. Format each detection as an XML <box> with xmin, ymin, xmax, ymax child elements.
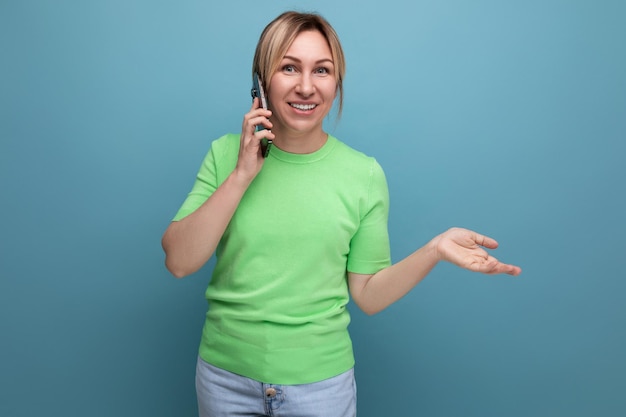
<box><xmin>172</xmin><ymin>147</ymin><xmax>217</xmax><ymax>221</ymax></box>
<box><xmin>171</xmin><ymin>134</ymin><xmax>239</xmax><ymax>221</ymax></box>
<box><xmin>346</xmin><ymin>160</ymin><xmax>391</xmax><ymax>274</ymax></box>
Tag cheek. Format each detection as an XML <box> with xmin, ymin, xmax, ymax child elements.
<box><xmin>266</xmin><ymin>88</ymin><xmax>283</xmax><ymax>112</ymax></box>
<box><xmin>324</xmin><ymin>82</ymin><xmax>338</xmax><ymax>102</ymax></box>
<box><xmin>266</xmin><ymin>76</ymin><xmax>282</xmax><ymax>102</ymax></box>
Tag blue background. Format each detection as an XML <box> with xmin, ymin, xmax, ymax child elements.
<box><xmin>1</xmin><ymin>0</ymin><xmax>624</xmax><ymax>416</ymax></box>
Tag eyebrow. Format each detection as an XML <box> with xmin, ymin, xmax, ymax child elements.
<box><xmin>282</xmin><ymin>55</ymin><xmax>334</xmax><ymax>65</ymax></box>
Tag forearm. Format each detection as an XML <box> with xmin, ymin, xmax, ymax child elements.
<box><xmin>351</xmin><ymin>238</ymin><xmax>441</xmax><ymax>315</ymax></box>
<box><xmin>161</xmin><ymin>170</ymin><xmax>252</xmax><ymax>278</ymax></box>
<box><xmin>350</xmin><ymin>227</ymin><xmax>521</xmax><ymax>314</ymax></box>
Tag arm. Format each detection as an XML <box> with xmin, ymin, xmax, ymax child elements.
<box><xmin>162</xmin><ymin>171</ymin><xmax>252</xmax><ymax>278</ymax></box>
<box><xmin>348</xmin><ymin>227</ymin><xmax>522</xmax><ymax>315</ymax></box>
<box><xmin>161</xmin><ymin>99</ymin><xmax>274</xmax><ymax>278</ymax></box>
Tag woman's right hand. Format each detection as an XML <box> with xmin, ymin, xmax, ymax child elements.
<box><xmin>234</xmin><ymin>98</ymin><xmax>275</xmax><ymax>183</ymax></box>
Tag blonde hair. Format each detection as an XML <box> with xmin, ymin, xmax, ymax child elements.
<box><xmin>252</xmin><ymin>11</ymin><xmax>346</xmax><ymax>118</ymax></box>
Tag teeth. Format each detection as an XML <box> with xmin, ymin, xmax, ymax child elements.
<box><xmin>290</xmin><ymin>103</ymin><xmax>316</xmax><ymax>111</ymax></box>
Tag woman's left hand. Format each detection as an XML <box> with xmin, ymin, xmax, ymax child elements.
<box><xmin>432</xmin><ymin>227</ymin><xmax>522</xmax><ymax>276</ymax></box>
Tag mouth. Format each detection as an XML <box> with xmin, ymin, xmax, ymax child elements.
<box><xmin>289</xmin><ymin>103</ymin><xmax>317</xmax><ymax>111</ymax></box>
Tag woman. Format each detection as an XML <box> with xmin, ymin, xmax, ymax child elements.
<box><xmin>162</xmin><ymin>11</ymin><xmax>521</xmax><ymax>417</ymax></box>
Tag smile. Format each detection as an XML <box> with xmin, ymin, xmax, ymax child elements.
<box><xmin>290</xmin><ymin>103</ymin><xmax>317</xmax><ymax>111</ymax></box>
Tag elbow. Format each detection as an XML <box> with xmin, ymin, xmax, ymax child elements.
<box><xmin>162</xmin><ymin>245</ymin><xmax>195</xmax><ymax>279</ymax></box>
<box><xmin>163</xmin><ymin>247</ymin><xmax>209</xmax><ymax>278</ymax></box>
<box><xmin>164</xmin><ymin>259</ymin><xmax>187</xmax><ymax>279</ymax></box>
<box><xmin>168</xmin><ymin>267</ymin><xmax>188</xmax><ymax>279</ymax></box>
<box><xmin>164</xmin><ymin>256</ymin><xmax>197</xmax><ymax>279</ymax></box>
<box><xmin>161</xmin><ymin>230</ymin><xmax>211</xmax><ymax>279</ymax></box>
<box><xmin>361</xmin><ymin>306</ymin><xmax>383</xmax><ymax>316</ymax></box>
<box><xmin>353</xmin><ymin>299</ymin><xmax>383</xmax><ymax>316</ymax></box>
<box><xmin>162</xmin><ymin>234</ymin><xmax>193</xmax><ymax>279</ymax></box>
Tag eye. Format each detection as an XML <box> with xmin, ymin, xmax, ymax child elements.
<box><xmin>315</xmin><ymin>66</ymin><xmax>332</xmax><ymax>76</ymax></box>
<box><xmin>282</xmin><ymin>64</ymin><xmax>296</xmax><ymax>73</ymax></box>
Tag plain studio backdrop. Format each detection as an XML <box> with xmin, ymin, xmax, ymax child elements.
<box><xmin>1</xmin><ymin>1</ymin><xmax>624</xmax><ymax>416</ymax></box>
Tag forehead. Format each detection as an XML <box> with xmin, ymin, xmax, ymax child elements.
<box><xmin>284</xmin><ymin>30</ymin><xmax>332</xmax><ymax>59</ymax></box>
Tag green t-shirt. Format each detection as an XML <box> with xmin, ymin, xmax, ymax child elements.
<box><xmin>173</xmin><ymin>133</ymin><xmax>391</xmax><ymax>384</ymax></box>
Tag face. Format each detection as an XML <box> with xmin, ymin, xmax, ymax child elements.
<box><xmin>268</xmin><ymin>30</ymin><xmax>337</xmax><ymax>139</ymax></box>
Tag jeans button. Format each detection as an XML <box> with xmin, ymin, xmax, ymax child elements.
<box><xmin>265</xmin><ymin>387</ymin><xmax>277</xmax><ymax>398</ymax></box>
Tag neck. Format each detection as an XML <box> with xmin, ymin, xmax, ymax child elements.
<box><xmin>271</xmin><ymin>126</ymin><xmax>328</xmax><ymax>154</ymax></box>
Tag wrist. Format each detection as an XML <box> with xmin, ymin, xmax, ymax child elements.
<box><xmin>229</xmin><ymin>168</ymin><xmax>255</xmax><ymax>190</ymax></box>
<box><xmin>426</xmin><ymin>234</ymin><xmax>444</xmax><ymax>262</ymax></box>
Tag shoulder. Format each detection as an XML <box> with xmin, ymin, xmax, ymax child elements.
<box><xmin>199</xmin><ymin>133</ymin><xmax>240</xmax><ymax>167</ymax></box>
<box><xmin>329</xmin><ymin>135</ymin><xmax>386</xmax><ymax>178</ymax></box>
<box><xmin>195</xmin><ymin>133</ymin><xmax>239</xmax><ymax>180</ymax></box>
<box><xmin>329</xmin><ymin>135</ymin><xmax>371</xmax><ymax>160</ymax></box>
<box><xmin>209</xmin><ymin>133</ymin><xmax>240</xmax><ymax>157</ymax></box>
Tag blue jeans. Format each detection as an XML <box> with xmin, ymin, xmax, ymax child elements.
<box><xmin>195</xmin><ymin>356</ymin><xmax>357</xmax><ymax>417</ymax></box>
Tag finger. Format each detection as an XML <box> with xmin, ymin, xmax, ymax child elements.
<box><xmin>484</xmin><ymin>259</ymin><xmax>522</xmax><ymax>276</ymax></box>
<box><xmin>249</xmin><ymin>98</ymin><xmax>272</xmax><ymax>117</ymax></box>
<box><xmin>243</xmin><ymin>115</ymin><xmax>273</xmax><ymax>136</ymax></box>
<box><xmin>503</xmin><ymin>264</ymin><xmax>522</xmax><ymax>276</ymax></box>
<box><xmin>245</xmin><ymin>98</ymin><xmax>271</xmax><ymax>119</ymax></box>
<box><xmin>473</xmin><ymin>231</ymin><xmax>499</xmax><ymax>250</ymax></box>
<box><xmin>493</xmin><ymin>263</ymin><xmax>522</xmax><ymax>276</ymax></box>
<box><xmin>255</xmin><ymin>116</ymin><xmax>273</xmax><ymax>131</ymax></box>
<box><xmin>242</xmin><ymin>129</ymin><xmax>275</xmax><ymax>153</ymax></box>
<box><xmin>255</xmin><ymin>129</ymin><xmax>275</xmax><ymax>145</ymax></box>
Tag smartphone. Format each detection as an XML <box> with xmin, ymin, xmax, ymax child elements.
<box><xmin>251</xmin><ymin>73</ymin><xmax>272</xmax><ymax>157</ymax></box>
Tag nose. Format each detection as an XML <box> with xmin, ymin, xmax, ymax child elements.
<box><xmin>295</xmin><ymin>73</ymin><xmax>314</xmax><ymax>97</ymax></box>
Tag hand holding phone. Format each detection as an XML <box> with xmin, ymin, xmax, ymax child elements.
<box><xmin>251</xmin><ymin>73</ymin><xmax>272</xmax><ymax>158</ymax></box>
